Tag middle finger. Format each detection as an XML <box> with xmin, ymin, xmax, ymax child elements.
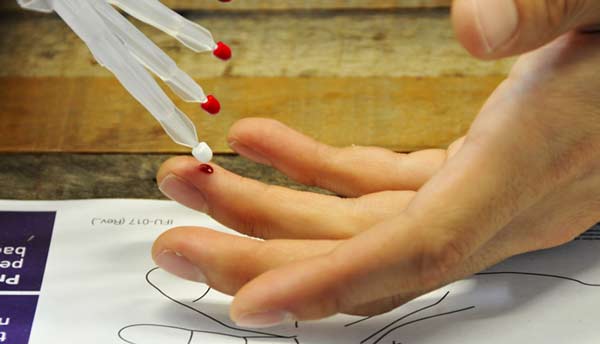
<box><xmin>157</xmin><ymin>156</ymin><xmax>415</xmax><ymax>240</ymax></box>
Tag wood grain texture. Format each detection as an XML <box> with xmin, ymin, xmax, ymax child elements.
<box><xmin>0</xmin><ymin>11</ymin><xmax>513</xmax><ymax>78</ymax></box>
<box><xmin>0</xmin><ymin>75</ymin><xmax>502</xmax><ymax>153</ymax></box>
<box><xmin>0</xmin><ymin>7</ymin><xmax>512</xmax><ymax>153</ymax></box>
<box><xmin>161</xmin><ymin>0</ymin><xmax>453</xmax><ymax>10</ymax></box>
<box><xmin>1</xmin><ymin>1</ymin><xmax>452</xmax><ymax>12</ymax></box>
<box><xmin>0</xmin><ymin>154</ymin><xmax>327</xmax><ymax>200</ymax></box>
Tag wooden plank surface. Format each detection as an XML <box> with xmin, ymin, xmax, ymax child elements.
<box><xmin>1</xmin><ymin>1</ymin><xmax>452</xmax><ymax>12</ymax></box>
<box><xmin>0</xmin><ymin>154</ymin><xmax>325</xmax><ymax>200</ymax></box>
<box><xmin>0</xmin><ymin>75</ymin><xmax>501</xmax><ymax>153</ymax></box>
<box><xmin>0</xmin><ymin>8</ymin><xmax>512</xmax><ymax>153</ymax></box>
<box><xmin>0</xmin><ymin>11</ymin><xmax>513</xmax><ymax>78</ymax></box>
<box><xmin>162</xmin><ymin>0</ymin><xmax>453</xmax><ymax>10</ymax></box>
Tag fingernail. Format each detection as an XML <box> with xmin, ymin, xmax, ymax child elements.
<box><xmin>472</xmin><ymin>0</ymin><xmax>519</xmax><ymax>52</ymax></box>
<box><xmin>155</xmin><ymin>250</ymin><xmax>207</xmax><ymax>283</ymax></box>
<box><xmin>158</xmin><ymin>174</ymin><xmax>208</xmax><ymax>213</ymax></box>
<box><xmin>235</xmin><ymin>310</ymin><xmax>293</xmax><ymax>328</ymax></box>
<box><xmin>228</xmin><ymin>140</ymin><xmax>271</xmax><ymax>166</ymax></box>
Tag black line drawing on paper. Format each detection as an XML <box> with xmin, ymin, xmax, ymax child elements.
<box><xmin>357</xmin><ymin>291</ymin><xmax>473</xmax><ymax>344</ymax></box>
<box><xmin>118</xmin><ymin>267</ymin><xmax>298</xmax><ymax>344</ymax></box>
<box><xmin>118</xmin><ymin>266</ymin><xmax>600</xmax><ymax>344</ymax></box>
<box><xmin>370</xmin><ymin>306</ymin><xmax>476</xmax><ymax>344</ymax></box>
<box><xmin>343</xmin><ymin>271</ymin><xmax>600</xmax><ymax>344</ymax></box>
<box><xmin>474</xmin><ymin>271</ymin><xmax>600</xmax><ymax>287</ymax></box>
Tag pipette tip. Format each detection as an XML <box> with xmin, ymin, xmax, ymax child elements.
<box><xmin>213</xmin><ymin>41</ymin><xmax>232</xmax><ymax>61</ymax></box>
<box><xmin>201</xmin><ymin>95</ymin><xmax>221</xmax><ymax>115</ymax></box>
<box><xmin>193</xmin><ymin>142</ymin><xmax>213</xmax><ymax>163</ymax></box>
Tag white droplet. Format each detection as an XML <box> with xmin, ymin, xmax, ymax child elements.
<box><xmin>192</xmin><ymin>142</ymin><xmax>213</xmax><ymax>163</ymax></box>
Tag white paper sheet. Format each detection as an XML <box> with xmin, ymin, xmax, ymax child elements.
<box><xmin>0</xmin><ymin>199</ymin><xmax>598</xmax><ymax>344</ymax></box>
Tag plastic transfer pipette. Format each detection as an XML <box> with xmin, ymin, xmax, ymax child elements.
<box><xmin>17</xmin><ymin>0</ymin><xmax>234</xmax><ymax>162</ymax></box>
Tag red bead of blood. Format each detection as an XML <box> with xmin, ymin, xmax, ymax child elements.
<box><xmin>199</xmin><ymin>164</ymin><xmax>214</xmax><ymax>174</ymax></box>
<box><xmin>213</xmin><ymin>41</ymin><xmax>232</xmax><ymax>61</ymax></box>
<box><xmin>201</xmin><ymin>95</ymin><xmax>221</xmax><ymax>115</ymax></box>
<box><xmin>219</xmin><ymin>0</ymin><xmax>231</xmax><ymax>2</ymax></box>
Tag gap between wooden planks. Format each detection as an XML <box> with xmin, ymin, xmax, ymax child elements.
<box><xmin>0</xmin><ymin>75</ymin><xmax>503</xmax><ymax>153</ymax></box>
<box><xmin>0</xmin><ymin>1</ymin><xmax>452</xmax><ymax>12</ymax></box>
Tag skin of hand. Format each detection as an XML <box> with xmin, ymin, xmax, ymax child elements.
<box><xmin>152</xmin><ymin>0</ymin><xmax>600</xmax><ymax>328</ymax></box>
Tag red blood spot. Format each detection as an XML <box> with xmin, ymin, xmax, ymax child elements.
<box><xmin>213</xmin><ymin>41</ymin><xmax>232</xmax><ymax>61</ymax></box>
<box><xmin>199</xmin><ymin>164</ymin><xmax>214</xmax><ymax>174</ymax></box>
<box><xmin>219</xmin><ymin>0</ymin><xmax>231</xmax><ymax>2</ymax></box>
<box><xmin>201</xmin><ymin>95</ymin><xmax>221</xmax><ymax>115</ymax></box>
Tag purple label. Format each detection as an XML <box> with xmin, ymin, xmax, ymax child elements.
<box><xmin>0</xmin><ymin>295</ymin><xmax>38</xmax><ymax>344</ymax></box>
<box><xmin>0</xmin><ymin>212</ymin><xmax>55</xmax><ymax>291</ymax></box>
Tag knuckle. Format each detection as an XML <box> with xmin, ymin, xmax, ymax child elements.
<box><xmin>540</xmin><ymin>130</ymin><xmax>600</xmax><ymax>185</ymax></box>
<box><xmin>291</xmin><ymin>282</ymin><xmax>348</xmax><ymax>319</ymax></box>
<box><xmin>226</xmin><ymin>176</ymin><xmax>274</xmax><ymax>239</ymax></box>
<box><xmin>302</xmin><ymin>143</ymin><xmax>333</xmax><ymax>187</ymax></box>
<box><xmin>535</xmin><ymin>0</ymin><xmax>584</xmax><ymax>30</ymax></box>
<box><xmin>416</xmin><ymin>234</ymin><xmax>469</xmax><ymax>289</ymax></box>
<box><xmin>503</xmin><ymin>100</ymin><xmax>600</xmax><ymax>189</ymax></box>
<box><xmin>543</xmin><ymin>0</ymin><xmax>569</xmax><ymax>28</ymax></box>
<box><xmin>239</xmin><ymin>216</ymin><xmax>268</xmax><ymax>239</ymax></box>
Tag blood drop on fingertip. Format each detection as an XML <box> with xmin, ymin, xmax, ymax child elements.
<box><xmin>201</xmin><ymin>95</ymin><xmax>221</xmax><ymax>115</ymax></box>
<box><xmin>193</xmin><ymin>142</ymin><xmax>213</xmax><ymax>163</ymax></box>
<box><xmin>213</xmin><ymin>41</ymin><xmax>232</xmax><ymax>61</ymax></box>
<box><xmin>199</xmin><ymin>164</ymin><xmax>214</xmax><ymax>174</ymax></box>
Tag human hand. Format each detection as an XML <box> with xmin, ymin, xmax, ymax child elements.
<box><xmin>17</xmin><ymin>0</ymin><xmax>231</xmax><ymax>151</ymax></box>
<box><xmin>452</xmin><ymin>0</ymin><xmax>600</xmax><ymax>58</ymax></box>
<box><xmin>151</xmin><ymin>1</ymin><xmax>600</xmax><ymax>328</ymax></box>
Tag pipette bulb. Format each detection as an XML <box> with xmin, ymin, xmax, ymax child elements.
<box><xmin>213</xmin><ymin>41</ymin><xmax>232</xmax><ymax>60</ymax></box>
<box><xmin>201</xmin><ymin>95</ymin><xmax>221</xmax><ymax>115</ymax></box>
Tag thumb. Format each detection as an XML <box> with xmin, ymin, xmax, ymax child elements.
<box><xmin>453</xmin><ymin>0</ymin><xmax>600</xmax><ymax>59</ymax></box>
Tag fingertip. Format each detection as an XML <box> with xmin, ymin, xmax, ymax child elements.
<box><xmin>153</xmin><ymin>227</ymin><xmax>276</xmax><ymax>295</ymax></box>
<box><xmin>152</xmin><ymin>227</ymin><xmax>221</xmax><ymax>284</ymax></box>
<box><xmin>452</xmin><ymin>0</ymin><xmax>495</xmax><ymax>59</ymax></box>
<box><xmin>227</xmin><ymin>118</ymin><xmax>292</xmax><ymax>165</ymax></box>
<box><xmin>153</xmin><ymin>226</ymin><xmax>249</xmax><ymax>271</ymax></box>
<box><xmin>151</xmin><ymin>226</ymin><xmax>192</xmax><ymax>259</ymax></box>
<box><xmin>156</xmin><ymin>157</ymin><xmax>226</xmax><ymax>212</ymax></box>
<box><xmin>227</xmin><ymin>118</ymin><xmax>286</xmax><ymax>146</ymax></box>
<box><xmin>230</xmin><ymin>255</ymin><xmax>343</xmax><ymax>324</ymax></box>
<box><xmin>157</xmin><ymin>156</ymin><xmax>199</xmax><ymax>184</ymax></box>
<box><xmin>227</xmin><ymin>118</ymin><xmax>255</xmax><ymax>148</ymax></box>
<box><xmin>230</xmin><ymin>270</ymin><xmax>295</xmax><ymax>325</ymax></box>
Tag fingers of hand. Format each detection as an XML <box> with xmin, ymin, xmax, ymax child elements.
<box><xmin>152</xmin><ymin>225</ymin><xmax>465</xmax><ymax>320</ymax></box>
<box><xmin>229</xmin><ymin>131</ymin><xmax>549</xmax><ymax>325</ymax></box>
<box><xmin>493</xmin><ymin>173</ymin><xmax>600</xmax><ymax>254</ymax></box>
<box><xmin>453</xmin><ymin>0</ymin><xmax>600</xmax><ymax>59</ymax></box>
<box><xmin>152</xmin><ymin>226</ymin><xmax>341</xmax><ymax>295</ymax></box>
<box><xmin>157</xmin><ymin>156</ymin><xmax>415</xmax><ymax>240</ymax></box>
<box><xmin>228</xmin><ymin>118</ymin><xmax>447</xmax><ymax>196</ymax></box>
<box><xmin>229</xmin><ymin>216</ymin><xmax>458</xmax><ymax>324</ymax></box>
